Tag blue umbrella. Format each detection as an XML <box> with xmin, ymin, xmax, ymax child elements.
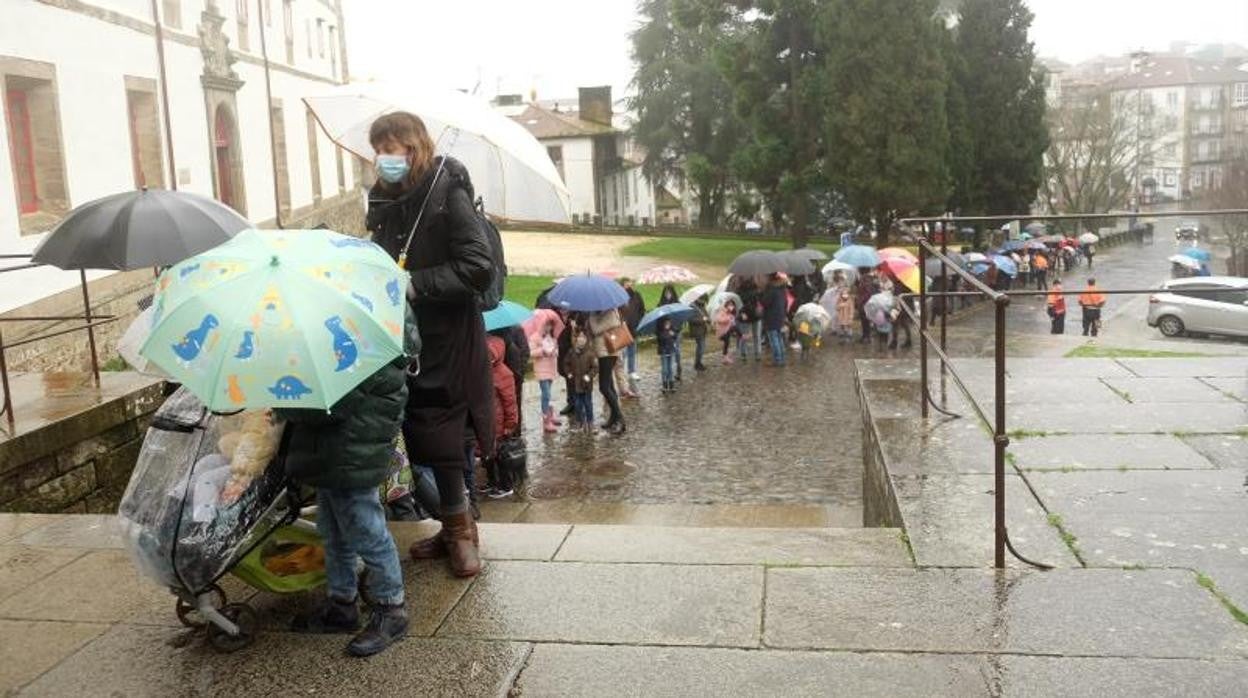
<box><xmin>970</xmin><ymin>262</ymin><xmax>991</xmax><ymax>276</ymax></box>
<box><xmin>1181</xmin><ymin>247</ymin><xmax>1212</xmax><ymax>262</ymax></box>
<box><xmin>636</xmin><ymin>303</ymin><xmax>697</xmax><ymax>335</ymax></box>
<box><xmin>991</xmin><ymin>254</ymin><xmax>1018</xmax><ymax>277</ymax></box>
<box><xmin>834</xmin><ymin>244</ymin><xmax>881</xmax><ymax>268</ymax></box>
<box><xmin>483</xmin><ymin>300</ymin><xmax>534</xmax><ymax>331</ymax></box>
<box><xmin>548</xmin><ymin>273</ymin><xmax>630</xmax><ymax>312</ymax></box>
<box><xmin>1002</xmin><ymin>240</ymin><xmax>1027</xmax><ymax>252</ymax></box>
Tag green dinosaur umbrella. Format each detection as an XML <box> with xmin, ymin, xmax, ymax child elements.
<box><xmin>141</xmin><ymin>228</ymin><xmax>407</xmax><ymax>411</ymax></box>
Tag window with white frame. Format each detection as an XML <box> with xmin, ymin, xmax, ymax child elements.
<box><xmin>1235</xmin><ymin>83</ymin><xmax>1248</xmax><ymax>107</ymax></box>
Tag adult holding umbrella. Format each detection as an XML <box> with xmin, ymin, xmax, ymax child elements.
<box><xmin>364</xmin><ymin>112</ymin><xmax>494</xmax><ymax>581</ymax></box>
<box><xmin>1079</xmin><ymin>232</ymin><xmax>1099</xmax><ymax>269</ymax></box>
<box><xmin>617</xmin><ymin>277</ymin><xmax>646</xmax><ymax>398</ymax></box>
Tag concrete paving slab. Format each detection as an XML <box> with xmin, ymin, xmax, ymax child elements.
<box><xmin>0</xmin><ymin>514</ymin><xmax>59</xmax><ymax>545</ymax></box>
<box><xmin>247</xmin><ymin>558</ymin><xmax>470</xmax><ymax>638</ymax></box>
<box><xmin>439</xmin><ymin>560</ymin><xmax>762</xmax><ymax>647</ymax></box>
<box><xmin>553</xmin><ymin>525</ymin><xmax>911</xmax><ymax>567</ymax></box>
<box><xmin>1009</xmin><ymin>357</ymin><xmax>1137</xmax><ymax>378</ymax></box>
<box><xmin>764</xmin><ymin>567</ymin><xmax>1248</xmax><ymax>658</ymax></box>
<box><xmin>389</xmin><ymin>521</ymin><xmax>571</xmax><ymax>561</ymax></box>
<box><xmin>516</xmin><ymin>644</ymin><xmax>992</xmax><ymax>698</ymax></box>
<box><xmin>875</xmin><ymin>417</ymin><xmax>997</xmax><ymax>476</ymax></box>
<box><xmin>1009</xmin><ymin>434</ymin><xmax>1216</xmax><ymax>471</ymax></box>
<box><xmin>476</xmin><ymin>501</ymin><xmax>530</xmax><ymax>523</ymax></box>
<box><xmin>0</xmin><ymin>549</ymin><xmax>249</xmax><ymax>626</ymax></box>
<box><xmin>1202</xmin><ymin>564</ymin><xmax>1248</xmax><ymax>617</ymax></box>
<box><xmin>1027</xmin><ymin>469</ymin><xmax>1248</xmax><ymax>568</ymax></box>
<box><xmin>17</xmin><ymin>624</ymin><xmax>529</xmax><ymax>697</ymax></box>
<box><xmin>14</xmin><ymin>514</ymin><xmax>122</xmax><ymax>549</ymax></box>
<box><xmin>0</xmin><ymin>619</ymin><xmax>108</xmax><ymax>695</ymax></box>
<box><xmin>1116</xmin><ymin>358</ymin><xmax>1248</xmax><ymax>378</ymax></box>
<box><xmin>0</xmin><ymin>546</ymin><xmax>87</xmax><ymax>603</ymax></box>
<box><xmin>894</xmin><ymin>474</ymin><xmax>1078</xmax><ymax>568</ymax></box>
<box><xmin>998</xmin><ymin>655</ymin><xmax>1248</xmax><ymax>698</ymax></box>
<box><xmin>1007</xmin><ymin>401</ymin><xmax>1247</xmax><ymax>434</ymax></box>
<box><xmin>1181</xmin><ymin>433</ymin><xmax>1248</xmax><ymax>471</ymax></box>
<box><xmin>1101</xmin><ymin>376</ymin><xmax>1235</xmax><ymax>403</ymax></box>
<box><xmin>1201</xmin><ymin>376</ymin><xmax>1248</xmax><ymax>402</ymax></box>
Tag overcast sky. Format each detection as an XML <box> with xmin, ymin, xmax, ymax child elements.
<box><xmin>343</xmin><ymin>0</ymin><xmax>1248</xmax><ymax>100</ymax></box>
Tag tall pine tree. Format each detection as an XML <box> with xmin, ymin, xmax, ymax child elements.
<box><xmin>821</xmin><ymin>0</ymin><xmax>950</xmax><ymax>245</ymax></box>
<box><xmin>630</xmin><ymin>0</ymin><xmax>744</xmax><ymax>228</ymax></box>
<box><xmin>952</xmin><ymin>0</ymin><xmax>1048</xmax><ymax>215</ymax></box>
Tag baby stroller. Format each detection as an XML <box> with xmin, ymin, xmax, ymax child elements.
<box><xmin>118</xmin><ymin>387</ymin><xmax>325</xmax><ymax>652</ymax></box>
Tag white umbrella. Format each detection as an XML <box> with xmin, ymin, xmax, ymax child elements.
<box><xmin>679</xmin><ymin>284</ymin><xmax>716</xmax><ymax>305</ymax></box>
<box><xmin>1079</xmin><ymin>232</ymin><xmax>1100</xmax><ymax>244</ymax></box>
<box><xmin>707</xmin><ymin>291</ymin><xmax>742</xmax><ymax>317</ymax></box>
<box><xmin>965</xmin><ymin>252</ymin><xmax>988</xmax><ymax>263</ymax></box>
<box><xmin>1168</xmin><ymin>254</ymin><xmax>1201</xmax><ymax>270</ymax></box>
<box><xmin>715</xmin><ymin>274</ymin><xmax>734</xmax><ymax>294</ymax></box>
<box><xmin>117</xmin><ymin>306</ymin><xmax>170</xmax><ymax>379</ymax></box>
<box><xmin>821</xmin><ymin>259</ymin><xmax>858</xmax><ymax>283</ymax></box>
<box><xmin>305</xmin><ymin>83</ymin><xmax>572</xmax><ymax>223</ymax></box>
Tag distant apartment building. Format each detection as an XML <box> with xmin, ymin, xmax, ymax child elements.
<box><xmin>1</xmin><ymin>0</ymin><xmax>353</xmax><ymax>314</ymax></box>
<box><xmin>497</xmin><ymin>87</ymin><xmax>691</xmax><ymax>227</ymax></box>
<box><xmin>1045</xmin><ymin>48</ymin><xmax>1248</xmax><ymax>205</ymax></box>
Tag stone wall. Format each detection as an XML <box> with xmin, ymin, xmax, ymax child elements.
<box><xmin>0</xmin><ymin>378</ymin><xmax>164</xmax><ymax>514</ymax></box>
<box><xmin>857</xmin><ymin>366</ymin><xmax>904</xmax><ymax>528</ymax></box>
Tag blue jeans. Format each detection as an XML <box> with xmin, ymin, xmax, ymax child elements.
<box><xmin>693</xmin><ymin>336</ymin><xmax>706</xmax><ymax>367</ymax></box>
<box><xmin>672</xmin><ymin>331</ymin><xmax>682</xmax><ymax>375</ymax></box>
<box><xmin>538</xmin><ymin>379</ymin><xmax>553</xmax><ymax>414</ymax></box>
<box><xmin>767</xmin><ymin>328</ymin><xmax>786</xmax><ymax>365</ymax></box>
<box><xmin>660</xmin><ymin>353</ymin><xmax>675</xmax><ymax>384</ymax></box>
<box><xmin>751</xmin><ymin>320</ymin><xmax>763</xmax><ymax>359</ymax></box>
<box><xmin>572</xmin><ymin>392</ymin><xmax>593</xmax><ymax>424</ymax></box>
<box><xmin>316</xmin><ymin>487</ymin><xmax>405</xmax><ymax>606</ymax></box>
<box><xmin>623</xmin><ymin>343</ymin><xmax>637</xmax><ymax>375</ymax></box>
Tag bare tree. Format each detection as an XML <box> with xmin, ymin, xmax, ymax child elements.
<box><xmin>1206</xmin><ymin>153</ymin><xmax>1248</xmax><ymax>275</ymax></box>
<box><xmin>1040</xmin><ymin>92</ymin><xmax>1154</xmax><ymax>227</ymax></box>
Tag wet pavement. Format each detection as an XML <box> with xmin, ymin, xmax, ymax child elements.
<box><xmin>511</xmin><ymin>340</ymin><xmax>904</xmax><ymax>511</ymax></box>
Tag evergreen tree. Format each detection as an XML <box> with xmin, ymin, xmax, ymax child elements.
<box><xmin>820</xmin><ymin>0</ymin><xmax>951</xmax><ymax>245</ymax></box>
<box><xmin>952</xmin><ymin>0</ymin><xmax>1048</xmax><ymax>214</ymax></box>
<box><xmin>630</xmin><ymin>0</ymin><xmax>744</xmax><ymax>228</ymax></box>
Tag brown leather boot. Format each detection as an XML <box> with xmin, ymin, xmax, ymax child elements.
<box><xmin>443</xmin><ymin>511</ymin><xmax>481</xmax><ymax>578</ymax></box>
<box><xmin>408</xmin><ymin>525</ymin><xmax>447</xmax><ymax>560</ymax></box>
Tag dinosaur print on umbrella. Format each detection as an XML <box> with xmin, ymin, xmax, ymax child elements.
<box><xmin>267</xmin><ymin>375</ymin><xmax>313</xmax><ymax>400</ymax></box>
<box><xmin>351</xmin><ymin>292</ymin><xmax>374</xmax><ymax>312</ymax></box>
<box><xmin>386</xmin><ymin>278</ymin><xmax>401</xmax><ymax>307</ymax></box>
<box><xmin>234</xmin><ymin>331</ymin><xmax>256</xmax><ymax>360</ymax></box>
<box><xmin>171</xmin><ymin>314</ymin><xmax>219</xmax><ymax>363</ymax></box>
<box><xmin>325</xmin><ymin>316</ymin><xmax>358</xmax><ymax>372</ymax></box>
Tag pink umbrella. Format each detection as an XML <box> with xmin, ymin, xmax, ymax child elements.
<box><xmin>522</xmin><ymin>308</ymin><xmax>565</xmax><ymax>340</ymax></box>
<box><xmin>878</xmin><ymin>247</ymin><xmax>919</xmax><ymax>264</ymax></box>
<box><xmin>638</xmin><ymin>265</ymin><xmax>698</xmax><ymax>284</ymax></box>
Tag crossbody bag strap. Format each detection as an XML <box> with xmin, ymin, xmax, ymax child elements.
<box><xmin>396</xmin><ymin>157</ymin><xmax>448</xmax><ymax>270</ymax></box>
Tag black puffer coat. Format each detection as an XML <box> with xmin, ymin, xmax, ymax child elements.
<box><xmin>367</xmin><ymin>156</ymin><xmax>495</xmax><ymax>469</ymax></box>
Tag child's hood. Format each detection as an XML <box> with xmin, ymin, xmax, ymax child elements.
<box><xmin>487</xmin><ymin>335</ymin><xmax>506</xmax><ymax>365</ymax></box>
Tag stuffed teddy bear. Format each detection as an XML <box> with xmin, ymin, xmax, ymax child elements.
<box><xmin>218</xmin><ymin>409</ymin><xmax>282</xmax><ymax>504</ymax></box>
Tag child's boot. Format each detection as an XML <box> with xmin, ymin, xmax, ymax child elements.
<box><xmin>542</xmin><ymin>408</ymin><xmax>558</xmax><ymax>433</ymax></box>
<box><xmin>291</xmin><ymin>596</ymin><xmax>360</xmax><ymax>634</ymax></box>
<box><xmin>547</xmin><ymin>406</ymin><xmax>563</xmax><ymax>427</ymax></box>
<box><xmin>346</xmin><ymin>602</ymin><xmax>409</xmax><ymax>657</ymax></box>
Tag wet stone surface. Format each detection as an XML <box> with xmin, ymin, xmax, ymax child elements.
<box><xmin>997</xmin><ymin>655</ymin><xmax>1248</xmax><ymax>697</ymax></box>
<box><xmin>1008</xmin><ymin>434</ymin><xmax>1216</xmax><ymax>471</ymax></box>
<box><xmin>1100</xmin><ymin>376</ymin><xmax>1237</xmax><ymax>403</ymax></box>
<box><xmin>1181</xmin><ymin>433</ymin><xmax>1248</xmax><ymax>472</ymax></box>
<box><xmin>515</xmin><ymin>344</ymin><xmax>891</xmax><ymax>508</ymax></box>
<box><xmin>1026</xmin><ymin>469</ymin><xmax>1248</xmax><ymax>569</ymax></box>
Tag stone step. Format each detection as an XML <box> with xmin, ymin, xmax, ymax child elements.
<box><xmin>478</xmin><ymin>499</ymin><xmax>863</xmax><ymax>528</ymax></box>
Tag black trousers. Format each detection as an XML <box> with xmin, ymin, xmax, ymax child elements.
<box><xmin>1050</xmin><ymin>312</ymin><xmax>1065</xmax><ymax>334</ymax></box>
<box><xmin>1082</xmin><ymin>308</ymin><xmax>1101</xmax><ymax>336</ymax></box>
<box><xmin>598</xmin><ymin>356</ymin><xmax>623</xmax><ymax>425</ymax></box>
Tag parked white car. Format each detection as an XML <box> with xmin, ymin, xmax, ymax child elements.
<box><xmin>1147</xmin><ymin>276</ymin><xmax>1248</xmax><ymax>339</ymax></box>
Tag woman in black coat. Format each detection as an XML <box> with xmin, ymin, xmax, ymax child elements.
<box><xmin>365</xmin><ymin>112</ymin><xmax>493</xmax><ymax>578</ymax></box>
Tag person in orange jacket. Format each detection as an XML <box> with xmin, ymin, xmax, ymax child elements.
<box><xmin>483</xmin><ymin>335</ymin><xmax>520</xmax><ymax>498</ymax></box>
<box><xmin>1077</xmin><ymin>277</ymin><xmax>1106</xmax><ymax>337</ymax></box>
<box><xmin>1046</xmin><ymin>279</ymin><xmax>1066</xmax><ymax>334</ymax></box>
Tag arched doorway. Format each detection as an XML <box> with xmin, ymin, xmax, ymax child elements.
<box><xmin>213</xmin><ymin>105</ymin><xmax>242</xmax><ymax>213</ymax></box>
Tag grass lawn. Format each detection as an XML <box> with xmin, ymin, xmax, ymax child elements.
<box><xmin>506</xmin><ymin>274</ymin><xmax>674</xmax><ymax>311</ymax></box>
<box><xmin>1063</xmin><ymin>343</ymin><xmax>1213</xmax><ymax>359</ymax></box>
<box><xmin>619</xmin><ymin>237</ymin><xmax>839</xmax><ymax>270</ymax></box>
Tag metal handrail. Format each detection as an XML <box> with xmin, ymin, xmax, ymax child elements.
<box><xmin>894</xmin><ymin>208</ymin><xmax>1246</xmax><ymax>570</ymax></box>
<box><xmin>0</xmin><ymin>255</ymin><xmax>116</xmax><ymax>429</ymax></box>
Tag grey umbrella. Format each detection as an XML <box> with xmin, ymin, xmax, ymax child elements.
<box><xmin>728</xmin><ymin>249</ymin><xmax>786</xmax><ymax>276</ymax></box>
<box><xmin>788</xmin><ymin>247</ymin><xmax>829</xmax><ymax>263</ymax></box>
<box><xmin>776</xmin><ymin>249</ymin><xmax>818</xmax><ymax>275</ymax></box>
<box><xmin>31</xmin><ymin>189</ymin><xmax>249</xmax><ymax>270</ymax></box>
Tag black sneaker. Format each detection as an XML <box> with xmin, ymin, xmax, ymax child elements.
<box><xmin>347</xmin><ymin>603</ymin><xmax>409</xmax><ymax>657</ymax></box>
<box><xmin>487</xmin><ymin>487</ymin><xmax>514</xmax><ymax>499</ymax></box>
<box><xmin>291</xmin><ymin>597</ymin><xmax>360</xmax><ymax>634</ymax></box>
<box><xmin>559</xmin><ymin>404</ymin><xmax>575</xmax><ymax>416</ymax></box>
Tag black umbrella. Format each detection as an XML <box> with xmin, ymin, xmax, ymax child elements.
<box><xmin>32</xmin><ymin>189</ymin><xmax>249</xmax><ymax>270</ymax></box>
<box><xmin>776</xmin><ymin>249</ymin><xmax>818</xmax><ymax>275</ymax></box>
<box><xmin>728</xmin><ymin>249</ymin><xmax>786</xmax><ymax>276</ymax></box>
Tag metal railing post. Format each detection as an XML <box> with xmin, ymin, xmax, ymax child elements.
<box><xmin>919</xmin><ymin>239</ymin><xmax>929</xmax><ymax>418</ymax></box>
<box><xmin>939</xmin><ymin>230</ymin><xmax>949</xmax><ymax>405</ymax></box>
<box><xmin>80</xmin><ymin>270</ymin><xmax>100</xmax><ymax>384</ymax></box>
<box><xmin>993</xmin><ymin>295</ymin><xmax>1010</xmax><ymax>569</ymax></box>
<box><xmin>0</xmin><ymin>326</ymin><xmax>12</xmax><ymax>428</ymax></box>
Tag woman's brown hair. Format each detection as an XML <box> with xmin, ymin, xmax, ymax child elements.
<box><xmin>368</xmin><ymin>111</ymin><xmax>436</xmax><ymax>190</ymax></box>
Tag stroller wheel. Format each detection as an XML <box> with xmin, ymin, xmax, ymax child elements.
<box><xmin>175</xmin><ymin>584</ymin><xmax>226</xmax><ymax>629</ymax></box>
<box><xmin>207</xmin><ymin>603</ymin><xmax>258</xmax><ymax>653</ymax></box>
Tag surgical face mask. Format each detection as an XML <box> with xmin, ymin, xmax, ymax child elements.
<box><xmin>375</xmin><ymin>154</ymin><xmax>410</xmax><ymax>184</ymax></box>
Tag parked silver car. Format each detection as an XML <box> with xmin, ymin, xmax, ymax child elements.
<box><xmin>1147</xmin><ymin>276</ymin><xmax>1248</xmax><ymax>339</ymax></box>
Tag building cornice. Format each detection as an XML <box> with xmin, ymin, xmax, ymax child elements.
<box><xmin>33</xmin><ymin>0</ymin><xmax>343</xmax><ymax>86</ymax></box>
